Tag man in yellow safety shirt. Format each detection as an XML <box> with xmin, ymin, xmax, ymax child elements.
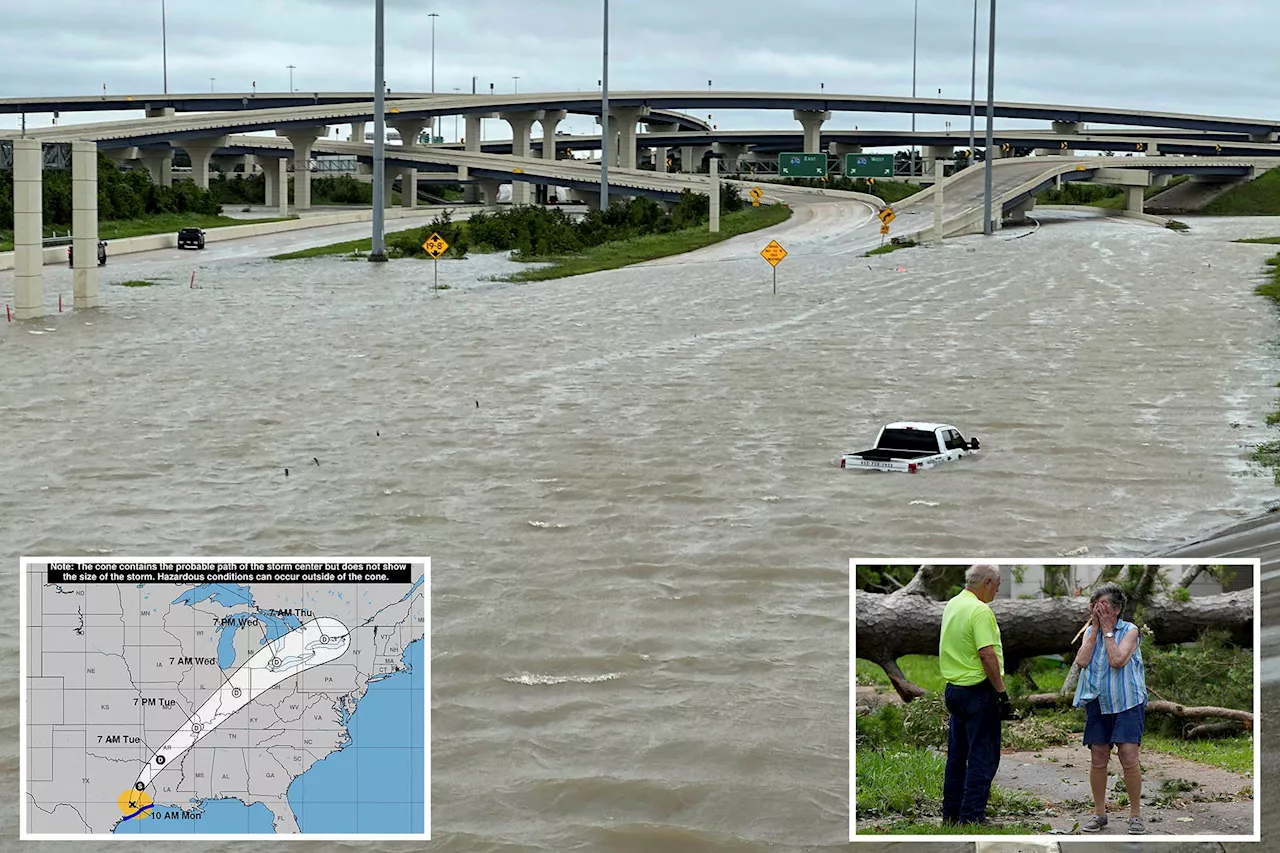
<box><xmin>938</xmin><ymin>564</ymin><xmax>1016</xmax><ymax>826</ymax></box>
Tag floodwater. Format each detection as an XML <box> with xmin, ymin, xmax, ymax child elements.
<box><xmin>4</xmin><ymin>195</ymin><xmax>1280</xmax><ymax>851</ymax></box>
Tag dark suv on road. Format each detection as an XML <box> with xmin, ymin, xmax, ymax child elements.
<box><xmin>178</xmin><ymin>227</ymin><xmax>207</xmax><ymax>250</ymax></box>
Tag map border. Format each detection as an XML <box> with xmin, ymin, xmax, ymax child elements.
<box><xmin>19</xmin><ymin>555</ymin><xmax>432</xmax><ymax>842</ymax></box>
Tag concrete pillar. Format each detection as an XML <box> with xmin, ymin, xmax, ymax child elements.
<box><xmin>713</xmin><ymin>142</ymin><xmax>747</xmax><ymax>173</ymax></box>
<box><xmin>500</xmin><ymin>110</ymin><xmax>538</xmax><ymax>205</ymax></box>
<box><xmin>1051</xmin><ymin>121</ymin><xmax>1084</xmax><ymax>134</ymax></box>
<box><xmin>138</xmin><ymin>149</ymin><xmax>173</xmax><ymax>187</ymax></box>
<box><xmin>350</xmin><ymin>121</ymin><xmax>366</xmax><ymax>143</ymax></box>
<box><xmin>477</xmin><ymin>179</ymin><xmax>502</xmax><ymax>206</ymax></box>
<box><xmin>540</xmin><ymin>109</ymin><xmax>567</xmax><ymax>161</ymax></box>
<box><xmin>1150</xmin><ymin>173</ymin><xmax>1171</xmax><ymax>188</ymax></box>
<box><xmin>1251</xmin><ymin>131</ymin><xmax>1278</xmax><ymax>143</ymax></box>
<box><xmin>462</xmin><ymin>113</ymin><xmax>493</xmax><ymax>203</ymax></box>
<box><xmin>279</xmin><ymin>126</ymin><xmax>325</xmax><ymax>211</ymax></box>
<box><xmin>646</xmin><ymin>121</ymin><xmax>679</xmax><ymax>174</ymax></box>
<box><xmin>1124</xmin><ymin>185</ymin><xmax>1144</xmax><ymax>213</ymax></box>
<box><xmin>382</xmin><ymin>169</ymin><xmax>399</xmax><ymax>207</ymax></box>
<box><xmin>12</xmin><ymin>138</ymin><xmax>44</xmax><ymax>320</ymax></box>
<box><xmin>178</xmin><ymin>136</ymin><xmax>229</xmax><ymax>189</ymax></box>
<box><xmin>681</xmin><ymin>145</ymin><xmax>707</xmax><ymax>173</ymax></box>
<box><xmin>258</xmin><ymin>155</ymin><xmax>279</xmax><ymax>207</ymax></box>
<box><xmin>923</xmin><ymin>144</ymin><xmax>954</xmax><ymax>174</ymax></box>
<box><xmin>389</xmin><ymin>119</ymin><xmax>427</xmax><ymax>150</ymax></box>
<box><xmin>932</xmin><ymin>158</ymin><xmax>945</xmax><ymax>243</ymax></box>
<box><xmin>275</xmin><ymin>157</ymin><xmax>288</xmax><ymax>216</ymax></box>
<box><xmin>709</xmin><ymin>158</ymin><xmax>720</xmax><ymax>234</ymax></box>
<box><xmin>576</xmin><ymin>189</ymin><xmax>601</xmax><ymax>210</ymax></box>
<box><xmin>607</xmin><ymin>106</ymin><xmax>651</xmax><ymax>170</ymax></box>
<box><xmin>793</xmin><ymin>109</ymin><xmax>831</xmax><ymax>153</ymax></box>
<box><xmin>146</xmin><ymin>107</ymin><xmax>175</xmax><ymax>119</ymax></box>
<box><xmin>401</xmin><ymin>168</ymin><xmax>417</xmax><ymax>208</ymax></box>
<box><xmin>71</xmin><ymin>140</ymin><xmax>100</xmax><ymax>310</ymax></box>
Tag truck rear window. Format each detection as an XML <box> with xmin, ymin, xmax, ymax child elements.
<box><xmin>875</xmin><ymin>428</ymin><xmax>939</xmax><ymax>452</ymax></box>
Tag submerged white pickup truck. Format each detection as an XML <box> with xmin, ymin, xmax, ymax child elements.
<box><xmin>840</xmin><ymin>422</ymin><xmax>980</xmax><ymax>473</ymax></box>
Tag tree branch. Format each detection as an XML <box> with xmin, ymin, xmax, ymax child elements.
<box><xmin>895</xmin><ymin>565</ymin><xmax>945</xmax><ymax>598</ymax></box>
<box><xmin>880</xmin><ymin>658</ymin><xmax>928</xmax><ymax>703</ymax></box>
<box><xmin>1177</xmin><ymin>566</ymin><xmax>1207</xmax><ymax>589</ymax></box>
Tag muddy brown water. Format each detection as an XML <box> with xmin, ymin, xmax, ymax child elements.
<box><xmin>3</xmin><ymin>201</ymin><xmax>1279</xmax><ymax>849</ymax></box>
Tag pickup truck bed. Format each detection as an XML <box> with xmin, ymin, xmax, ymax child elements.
<box><xmin>840</xmin><ymin>422</ymin><xmax>980</xmax><ymax>473</ymax></box>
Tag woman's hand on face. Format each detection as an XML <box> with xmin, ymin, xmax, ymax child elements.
<box><xmin>1098</xmin><ymin>606</ymin><xmax>1118</xmax><ymax>633</ymax></box>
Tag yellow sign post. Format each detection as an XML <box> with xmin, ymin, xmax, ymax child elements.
<box><xmin>761</xmin><ymin>239</ymin><xmax>787</xmax><ymax>294</ymax></box>
<box><xmin>750</xmin><ymin>186</ymin><xmax>763</xmax><ymax>207</ymax></box>
<box><xmin>423</xmin><ymin>232</ymin><xmax>450</xmax><ymax>295</ymax></box>
<box><xmin>880</xmin><ymin>224</ymin><xmax>890</xmax><ymax>235</ymax></box>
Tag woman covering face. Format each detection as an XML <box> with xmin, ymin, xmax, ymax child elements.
<box><xmin>1072</xmin><ymin>582</ymin><xmax>1148</xmax><ymax>835</ymax></box>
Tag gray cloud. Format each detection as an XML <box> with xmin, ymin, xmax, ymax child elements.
<box><xmin>2</xmin><ymin>0</ymin><xmax>1277</xmax><ymax>136</ymax></box>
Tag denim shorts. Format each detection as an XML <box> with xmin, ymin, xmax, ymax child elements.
<box><xmin>1082</xmin><ymin>698</ymin><xmax>1146</xmax><ymax>747</ymax></box>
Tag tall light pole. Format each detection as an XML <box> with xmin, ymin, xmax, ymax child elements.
<box><xmin>910</xmin><ymin>0</ymin><xmax>918</xmax><ymax>177</ymax></box>
<box><xmin>161</xmin><ymin>0</ymin><xmax>168</xmax><ymax>95</ymax></box>
<box><xmin>982</xmin><ymin>0</ymin><xmax>996</xmax><ymax>236</ymax></box>
<box><xmin>429</xmin><ymin>12</ymin><xmax>439</xmax><ymax>141</ymax></box>
<box><xmin>370</xmin><ymin>0</ymin><xmax>388</xmax><ymax>262</ymax></box>
<box><xmin>287</xmin><ymin>64</ymin><xmax>296</xmax><ymax>92</ymax></box>
<box><xmin>209</xmin><ymin>77</ymin><xmax>215</xmax><ymax>93</ymax></box>
<box><xmin>600</xmin><ymin>0</ymin><xmax>610</xmax><ymax>210</ymax></box>
<box><xmin>969</xmin><ymin>0</ymin><xmax>978</xmax><ymax>164</ymax></box>
<box><xmin>513</xmin><ymin>76</ymin><xmax>520</xmax><ymax>93</ymax></box>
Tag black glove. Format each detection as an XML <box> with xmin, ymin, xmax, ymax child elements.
<box><xmin>996</xmin><ymin>691</ymin><xmax>1018</xmax><ymax>721</ymax></box>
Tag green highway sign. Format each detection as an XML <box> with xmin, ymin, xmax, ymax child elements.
<box><xmin>779</xmin><ymin>152</ymin><xmax>827</xmax><ymax>178</ymax></box>
<box><xmin>845</xmin><ymin>153</ymin><xmax>895</xmax><ymax>178</ymax></box>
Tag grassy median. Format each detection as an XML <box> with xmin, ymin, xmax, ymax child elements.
<box><xmin>0</xmin><ymin>212</ymin><xmax>296</xmax><ymax>252</ymax></box>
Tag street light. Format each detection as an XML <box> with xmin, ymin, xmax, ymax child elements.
<box><xmin>370</xmin><ymin>0</ymin><xmax>387</xmax><ymax>262</ymax></box>
<box><xmin>969</xmin><ymin>0</ymin><xmax>978</xmax><ymax>165</ymax></box>
<box><xmin>601</xmin><ymin>0</ymin><xmax>610</xmax><ymax>209</ymax></box>
<box><xmin>209</xmin><ymin>77</ymin><xmax>215</xmax><ymax>93</ymax></box>
<box><xmin>513</xmin><ymin>76</ymin><xmax>520</xmax><ymax>93</ymax></box>
<box><xmin>287</xmin><ymin>64</ymin><xmax>296</xmax><ymax>92</ymax></box>
<box><xmin>429</xmin><ymin>12</ymin><xmax>439</xmax><ymax>141</ymax></box>
<box><xmin>160</xmin><ymin>0</ymin><xmax>168</xmax><ymax>95</ymax></box>
<box><xmin>911</xmin><ymin>0</ymin><xmax>918</xmax><ymax>177</ymax></box>
<box><xmin>983</xmin><ymin>0</ymin><xmax>996</xmax><ymax>236</ymax></box>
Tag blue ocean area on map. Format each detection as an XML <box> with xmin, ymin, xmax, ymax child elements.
<box><xmin>113</xmin><ymin>798</ymin><xmax>276</xmax><ymax>834</ymax></box>
<box><xmin>288</xmin><ymin>637</ymin><xmax>425</xmax><ymax>833</ymax></box>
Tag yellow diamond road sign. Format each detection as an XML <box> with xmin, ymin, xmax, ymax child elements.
<box><xmin>761</xmin><ymin>240</ymin><xmax>787</xmax><ymax>267</ymax></box>
<box><xmin>750</xmin><ymin>186</ymin><xmax>763</xmax><ymax>200</ymax></box>
<box><xmin>423</xmin><ymin>232</ymin><xmax>449</xmax><ymax>259</ymax></box>
<box><xmin>878</xmin><ymin>207</ymin><xmax>896</xmax><ymax>225</ymax></box>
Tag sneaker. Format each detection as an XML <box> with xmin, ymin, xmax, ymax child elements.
<box><xmin>1081</xmin><ymin>814</ymin><xmax>1108</xmax><ymax>833</ymax></box>
<box><xmin>1128</xmin><ymin>817</ymin><xmax>1146</xmax><ymax>835</ymax></box>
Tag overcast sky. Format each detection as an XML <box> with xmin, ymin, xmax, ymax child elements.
<box><xmin>2</xmin><ymin>0</ymin><xmax>1278</xmax><ymax>138</ymax></box>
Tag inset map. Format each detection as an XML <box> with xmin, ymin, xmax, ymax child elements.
<box><xmin>21</xmin><ymin>558</ymin><xmax>429</xmax><ymax>839</ymax></box>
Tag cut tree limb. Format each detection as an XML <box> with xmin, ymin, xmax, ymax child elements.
<box><xmin>1025</xmin><ymin>693</ymin><xmax>1253</xmax><ymax>725</ymax></box>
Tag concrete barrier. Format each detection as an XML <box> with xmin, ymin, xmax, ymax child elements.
<box><xmin>0</xmin><ymin>206</ymin><xmax>454</xmax><ymax>271</ymax></box>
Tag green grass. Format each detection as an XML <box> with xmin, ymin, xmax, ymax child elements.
<box><xmin>856</xmin><ymin>746</ymin><xmax>1045</xmax><ymax>822</ymax></box>
<box><xmin>856</xmin><ymin>654</ymin><xmax>1069</xmax><ymax>696</ymax></box>
<box><xmin>1202</xmin><ymin>167</ymin><xmax>1280</xmax><ymax>215</ymax></box>
<box><xmin>504</xmin><ymin>203</ymin><xmax>793</xmax><ymax>282</ymax></box>
<box><xmin>1142</xmin><ymin>732</ymin><xmax>1254</xmax><ymax>774</ymax></box>
<box><xmin>0</xmin><ymin>212</ymin><xmax>297</xmax><ymax>252</ymax></box>
<box><xmin>1235</xmin><ymin>235</ymin><xmax>1280</xmax><ymax>245</ymax></box>
<box><xmin>865</xmin><ymin>240</ymin><xmax>917</xmax><ymax>257</ymax></box>
<box><xmin>119</xmin><ymin>280</ymin><xmax>159</xmax><ymax>287</ymax></box>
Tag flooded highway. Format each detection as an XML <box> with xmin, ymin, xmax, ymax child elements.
<box><xmin>3</xmin><ymin>196</ymin><xmax>1279</xmax><ymax>850</ymax></box>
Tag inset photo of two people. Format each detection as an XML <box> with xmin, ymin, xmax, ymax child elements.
<box><xmin>850</xmin><ymin>561</ymin><xmax>1262</xmax><ymax>845</ymax></box>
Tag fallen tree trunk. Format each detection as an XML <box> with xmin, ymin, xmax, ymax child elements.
<box><xmin>1025</xmin><ymin>693</ymin><xmax>1253</xmax><ymax>725</ymax></box>
<box><xmin>856</xmin><ymin>587</ymin><xmax>1253</xmax><ymax>701</ymax></box>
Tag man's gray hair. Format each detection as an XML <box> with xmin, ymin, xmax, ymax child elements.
<box><xmin>1090</xmin><ymin>581</ymin><xmax>1128</xmax><ymax>613</ymax></box>
<box><xmin>965</xmin><ymin>564</ymin><xmax>1001</xmax><ymax>587</ymax></box>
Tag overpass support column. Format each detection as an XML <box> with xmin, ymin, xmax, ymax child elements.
<box><xmin>500</xmin><ymin>110</ymin><xmax>539</xmax><ymax>205</ymax></box>
<box><xmin>713</xmin><ymin>142</ymin><xmax>747</xmax><ymax>174</ymax></box>
<box><xmin>540</xmin><ymin>110</ymin><xmax>567</xmax><ymax>161</ymax></box>
<box><xmin>138</xmin><ymin>149</ymin><xmax>173</xmax><ymax>187</ymax></box>
<box><xmin>389</xmin><ymin>118</ymin><xmax>428</xmax><ymax>150</ymax></box>
<box><xmin>923</xmin><ymin>145</ymin><xmax>954</xmax><ymax>175</ymax></box>
<box><xmin>1124</xmin><ymin>186</ymin><xmax>1144</xmax><ymax>213</ymax></box>
<box><xmin>1251</xmin><ymin>131</ymin><xmax>1278</xmax><ymax>142</ymax></box>
<box><xmin>682</xmin><ymin>145</ymin><xmax>707</xmax><ymax>173</ymax></box>
<box><xmin>608</xmin><ymin>106</ymin><xmax>651</xmax><ymax>170</ymax></box>
<box><xmin>71</xmin><ymin>141</ymin><xmax>100</xmax><ymax>310</ymax></box>
<box><xmin>178</xmin><ymin>136</ymin><xmax>229</xmax><ymax>189</ymax></box>
<box><xmin>477</xmin><ymin>179</ymin><xmax>502</xmax><ymax>206</ymax></box>
<box><xmin>1051</xmin><ymin>121</ymin><xmax>1084</xmax><ymax>135</ymax></box>
<box><xmin>462</xmin><ymin>113</ymin><xmax>493</xmax><ymax>203</ymax></box>
<box><xmin>646</xmin><ymin>121</ymin><xmax>679</xmax><ymax>173</ymax></box>
<box><xmin>350</xmin><ymin>121</ymin><xmax>366</xmax><ymax>143</ymax></box>
<box><xmin>145</xmin><ymin>106</ymin><xmax>175</xmax><ymax>119</ymax></box>
<box><xmin>12</xmin><ymin>138</ymin><xmax>44</xmax><ymax>320</ymax></box>
<box><xmin>401</xmin><ymin>168</ymin><xmax>417</xmax><ymax>208</ymax></box>
<box><xmin>257</xmin><ymin>155</ymin><xmax>289</xmax><ymax>214</ymax></box>
<box><xmin>279</xmin><ymin>126</ymin><xmax>325</xmax><ymax>212</ymax></box>
<box><xmin>793</xmin><ymin>110</ymin><xmax>831</xmax><ymax>154</ymax></box>
<box><xmin>387</xmin><ymin>119</ymin><xmax>427</xmax><ymax>208</ymax></box>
